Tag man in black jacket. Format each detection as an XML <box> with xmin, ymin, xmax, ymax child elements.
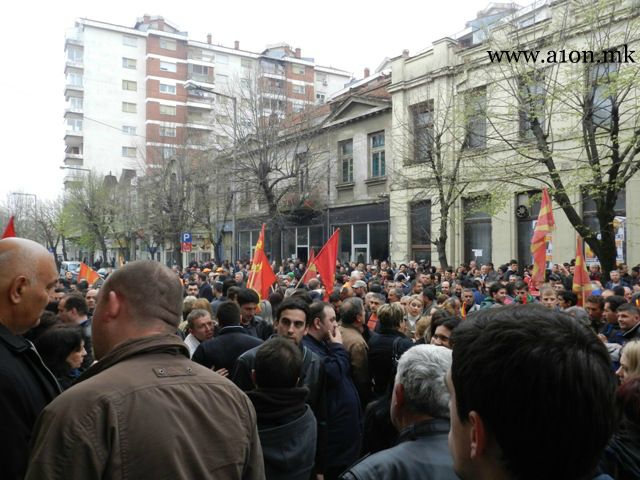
<box><xmin>233</xmin><ymin>298</ymin><xmax>328</xmax><ymax>478</ymax></box>
<box><xmin>340</xmin><ymin>345</ymin><xmax>458</xmax><ymax>480</ymax></box>
<box><xmin>0</xmin><ymin>238</ymin><xmax>61</xmax><ymax>479</ymax></box>
<box><xmin>238</xmin><ymin>288</ymin><xmax>273</xmax><ymax>340</ymax></box>
<box><xmin>192</xmin><ymin>301</ymin><xmax>262</xmax><ymax>373</ymax></box>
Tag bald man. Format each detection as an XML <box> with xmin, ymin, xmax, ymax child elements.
<box><xmin>26</xmin><ymin>260</ymin><xmax>264</xmax><ymax>480</ymax></box>
<box><xmin>0</xmin><ymin>238</ymin><xmax>61</xmax><ymax>480</ymax></box>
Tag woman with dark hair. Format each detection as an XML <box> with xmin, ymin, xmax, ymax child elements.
<box><xmin>34</xmin><ymin>324</ymin><xmax>87</xmax><ymax>390</ymax></box>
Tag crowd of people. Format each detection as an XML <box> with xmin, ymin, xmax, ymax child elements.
<box><xmin>1</xmin><ymin>237</ymin><xmax>639</xmax><ymax>479</ymax></box>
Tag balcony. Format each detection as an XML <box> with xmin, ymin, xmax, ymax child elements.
<box><xmin>64</xmin><ymin>129</ymin><xmax>83</xmax><ymax>146</ymax></box>
<box><xmin>65</xmin><ymin>29</ymin><xmax>84</xmax><ymax>48</ymax></box>
<box><xmin>188</xmin><ymin>71</ymin><xmax>215</xmax><ymax>84</ymax></box>
<box><xmin>64</xmin><ymin>105</ymin><xmax>83</xmax><ymax>116</ymax></box>
<box><xmin>64</xmin><ymin>151</ymin><xmax>84</xmax><ymax>165</ymax></box>
<box><xmin>63</xmin><ymin>172</ymin><xmax>86</xmax><ymax>187</ymax></box>
<box><xmin>65</xmin><ymin>57</ymin><xmax>84</xmax><ymax>71</ymax></box>
<box><xmin>64</xmin><ymin>83</ymin><xmax>84</xmax><ymax>97</ymax></box>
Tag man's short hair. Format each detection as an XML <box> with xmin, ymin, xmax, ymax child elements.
<box><xmin>395</xmin><ymin>344</ymin><xmax>451</xmax><ymax>418</ymax></box>
<box><xmin>340</xmin><ymin>297</ymin><xmax>363</xmax><ymax>325</ymax></box>
<box><xmin>309</xmin><ymin>301</ymin><xmax>330</xmax><ymax>324</ymax></box>
<box><xmin>307</xmin><ymin>278</ymin><xmax>321</xmax><ymax>290</ymax></box>
<box><xmin>451</xmin><ymin>304</ymin><xmax>616</xmax><ymax>480</ymax></box>
<box><xmin>488</xmin><ymin>282</ymin><xmax>505</xmax><ymax>297</ymax></box>
<box><xmin>102</xmin><ymin>260</ymin><xmax>182</xmax><ymax>329</ymax></box>
<box><xmin>254</xmin><ymin>337</ymin><xmax>302</xmax><ymax>389</ymax></box>
<box><xmin>422</xmin><ymin>287</ymin><xmax>436</xmax><ymax>301</ymax></box>
<box><xmin>557</xmin><ymin>290</ymin><xmax>578</xmax><ymax>307</ymax></box>
<box><xmin>585</xmin><ymin>295</ymin><xmax>604</xmax><ymax>308</ymax></box>
<box><xmin>216</xmin><ymin>301</ymin><xmax>241</xmax><ymax>328</ymax></box>
<box><xmin>222</xmin><ymin>279</ymin><xmax>237</xmax><ymax>297</ymax></box>
<box><xmin>616</xmin><ymin>303</ymin><xmax>640</xmax><ymax>316</ymax></box>
<box><xmin>62</xmin><ymin>294</ymin><xmax>88</xmax><ymax>316</ymax></box>
<box><xmin>237</xmin><ymin>288</ymin><xmax>259</xmax><ymax>306</ymax></box>
<box><xmin>604</xmin><ymin>295</ymin><xmax>627</xmax><ymax>312</ymax></box>
<box><xmin>377</xmin><ymin>303</ymin><xmax>405</xmax><ymax>330</ymax></box>
<box><xmin>186</xmin><ymin>309</ymin><xmax>211</xmax><ymax>330</ymax></box>
<box><xmin>276</xmin><ymin>298</ymin><xmax>311</xmax><ymax>327</ymax></box>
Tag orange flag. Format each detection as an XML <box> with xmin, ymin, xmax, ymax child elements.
<box><xmin>530</xmin><ymin>188</ymin><xmax>555</xmax><ymax>288</ymax></box>
<box><xmin>300</xmin><ymin>248</ymin><xmax>317</xmax><ymax>285</ymax></box>
<box><xmin>572</xmin><ymin>236</ymin><xmax>593</xmax><ymax>306</ymax></box>
<box><xmin>246</xmin><ymin>224</ymin><xmax>276</xmax><ymax>301</ymax></box>
<box><xmin>78</xmin><ymin>262</ymin><xmax>100</xmax><ymax>285</ymax></box>
<box><xmin>1</xmin><ymin>216</ymin><xmax>16</xmax><ymax>238</ymax></box>
<box><xmin>314</xmin><ymin>229</ymin><xmax>340</xmax><ymax>299</ymax></box>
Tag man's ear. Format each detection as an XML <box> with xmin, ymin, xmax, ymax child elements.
<box><xmin>468</xmin><ymin>410</ymin><xmax>488</xmax><ymax>460</ymax></box>
<box><xmin>103</xmin><ymin>290</ymin><xmax>122</xmax><ymax>321</ymax></box>
<box><xmin>9</xmin><ymin>276</ymin><xmax>29</xmax><ymax>305</ymax></box>
<box><xmin>393</xmin><ymin>382</ymin><xmax>405</xmax><ymax>409</ymax></box>
<box><xmin>312</xmin><ymin>317</ymin><xmax>322</xmax><ymax>330</ymax></box>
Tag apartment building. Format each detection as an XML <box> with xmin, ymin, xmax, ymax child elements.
<box><xmin>63</xmin><ymin>15</ymin><xmax>352</xmax><ymax>187</ymax></box>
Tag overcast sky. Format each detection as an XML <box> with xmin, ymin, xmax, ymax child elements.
<box><xmin>1</xmin><ymin>0</ymin><xmax>491</xmax><ymax>203</ymax></box>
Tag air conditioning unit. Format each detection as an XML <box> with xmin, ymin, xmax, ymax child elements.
<box><xmin>322</xmin><ymin>80</ymin><xmax>328</xmax><ymax>86</ymax></box>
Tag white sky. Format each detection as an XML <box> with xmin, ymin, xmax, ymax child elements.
<box><xmin>0</xmin><ymin>0</ymin><xmax>491</xmax><ymax>203</ymax></box>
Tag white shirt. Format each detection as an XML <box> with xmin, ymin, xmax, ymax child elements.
<box><xmin>184</xmin><ymin>334</ymin><xmax>200</xmax><ymax>358</ymax></box>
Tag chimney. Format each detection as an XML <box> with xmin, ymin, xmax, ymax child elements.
<box><xmin>295</xmin><ymin>47</ymin><xmax>301</xmax><ymax>58</ymax></box>
<box><xmin>234</xmin><ymin>40</ymin><xmax>240</xmax><ymax>50</ymax></box>
<box><xmin>364</xmin><ymin>67</ymin><xmax>370</xmax><ymax>78</ymax></box>
<box><xmin>402</xmin><ymin>49</ymin><xmax>410</xmax><ymax>58</ymax></box>
<box><xmin>206</xmin><ymin>33</ymin><xmax>212</xmax><ymax>44</ymax></box>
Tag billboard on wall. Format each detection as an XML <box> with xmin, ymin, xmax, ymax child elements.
<box><xmin>584</xmin><ymin>216</ymin><xmax>625</xmax><ymax>265</ymax></box>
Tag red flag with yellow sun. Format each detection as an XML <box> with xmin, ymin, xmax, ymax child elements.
<box><xmin>246</xmin><ymin>224</ymin><xmax>276</xmax><ymax>301</ymax></box>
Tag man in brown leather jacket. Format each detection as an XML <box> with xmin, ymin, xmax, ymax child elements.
<box><xmin>27</xmin><ymin>260</ymin><xmax>264</xmax><ymax>480</ymax></box>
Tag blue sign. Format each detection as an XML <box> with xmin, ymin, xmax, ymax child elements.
<box><xmin>182</xmin><ymin>232</ymin><xmax>192</xmax><ymax>243</ymax></box>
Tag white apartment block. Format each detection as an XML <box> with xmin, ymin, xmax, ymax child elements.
<box><xmin>63</xmin><ymin>15</ymin><xmax>352</xmax><ymax>187</ymax></box>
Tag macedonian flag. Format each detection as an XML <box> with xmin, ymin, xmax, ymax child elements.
<box><xmin>530</xmin><ymin>188</ymin><xmax>555</xmax><ymax>288</ymax></box>
<box><xmin>246</xmin><ymin>224</ymin><xmax>276</xmax><ymax>301</ymax></box>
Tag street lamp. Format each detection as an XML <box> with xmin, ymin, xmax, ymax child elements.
<box><xmin>184</xmin><ymin>80</ymin><xmax>238</xmax><ymax>262</ymax></box>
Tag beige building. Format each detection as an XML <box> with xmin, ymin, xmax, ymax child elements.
<box><xmin>389</xmin><ymin>0</ymin><xmax>640</xmax><ymax>269</ymax></box>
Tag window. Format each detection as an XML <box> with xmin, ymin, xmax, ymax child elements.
<box><xmin>190</xmin><ymin>65</ymin><xmax>210</xmax><ymax>75</ymax></box>
<box><xmin>316</xmin><ymin>93</ymin><xmax>326</xmax><ymax>103</ymax></box>
<box><xmin>122</xmin><ymin>125</ymin><xmax>137</xmax><ymax>135</ymax></box>
<box><xmin>339</xmin><ymin>139</ymin><xmax>353</xmax><ymax>184</ymax></box>
<box><xmin>583</xmin><ymin>188</ymin><xmax>626</xmax><ymax>261</ymax></box>
<box><xmin>69</xmin><ymin>97</ymin><xmax>83</xmax><ymax>109</ymax></box>
<box><xmin>160</xmin><ymin>83</ymin><xmax>176</xmax><ymax>95</ymax></box>
<box><xmin>160</xmin><ymin>126</ymin><xmax>176</xmax><ymax>137</ymax></box>
<box><xmin>516</xmin><ymin>191</ymin><xmax>541</xmax><ymax>265</ymax></box>
<box><xmin>159</xmin><ymin>38</ymin><xmax>177</xmax><ymax>51</ymax></box>
<box><xmin>412</xmin><ymin>101</ymin><xmax>433</xmax><ymax>163</ymax></box>
<box><xmin>122</xmin><ymin>80</ymin><xmax>137</xmax><ymax>91</ymax></box>
<box><xmin>293</xmin><ymin>64</ymin><xmax>306</xmax><ymax>75</ymax></box>
<box><xmin>216</xmin><ymin>74</ymin><xmax>228</xmax><ymax>85</ymax></box>
<box><xmin>292</xmin><ymin>103</ymin><xmax>304</xmax><ymax>113</ymax></box>
<box><xmin>261</xmin><ymin>60</ymin><xmax>284</xmax><ymax>75</ymax></box>
<box><xmin>159</xmin><ymin>104</ymin><xmax>176</xmax><ymax>116</ymax></box>
<box><xmin>122</xmin><ymin>102</ymin><xmax>137</xmax><ymax>113</ymax></box>
<box><xmin>123</xmin><ymin>35</ymin><xmax>138</xmax><ymax>47</ymax></box>
<box><xmin>241</xmin><ymin>58</ymin><xmax>252</xmax><ymax>68</ymax></box>
<box><xmin>410</xmin><ymin>201</ymin><xmax>432</xmax><ymax>262</ymax></box>
<box><xmin>463</xmin><ymin>196</ymin><xmax>492</xmax><ymax>265</ymax></box>
<box><xmin>464</xmin><ymin>88</ymin><xmax>487</xmax><ymax>149</ymax></box>
<box><xmin>241</xmin><ymin>78</ymin><xmax>250</xmax><ymax>89</ymax></box>
<box><xmin>589</xmin><ymin>59</ymin><xmax>619</xmax><ymax>128</ymax></box>
<box><xmin>122</xmin><ymin>57</ymin><xmax>137</xmax><ymax>69</ymax></box>
<box><xmin>67</xmin><ymin>72</ymin><xmax>83</xmax><ymax>86</ymax></box>
<box><xmin>292</xmin><ymin>84</ymin><xmax>305</xmax><ymax>94</ymax></box>
<box><xmin>66</xmin><ymin>118</ymin><xmax>82</xmax><ymax>131</ymax></box>
<box><xmin>519</xmin><ymin>74</ymin><xmax>545</xmax><ymax>139</ymax></box>
<box><xmin>296</xmin><ymin>153</ymin><xmax>309</xmax><ymax>191</ymax></box>
<box><xmin>369</xmin><ymin>131</ymin><xmax>385</xmax><ymax>178</ymax></box>
<box><xmin>160</xmin><ymin>61</ymin><xmax>177</xmax><ymax>73</ymax></box>
<box><xmin>216</xmin><ymin>54</ymin><xmax>229</xmax><ymax>65</ymax></box>
<box><xmin>122</xmin><ymin>147</ymin><xmax>136</xmax><ymax>157</ymax></box>
<box><xmin>162</xmin><ymin>147</ymin><xmax>176</xmax><ymax>159</ymax></box>
<box><xmin>67</xmin><ymin>47</ymin><xmax>82</xmax><ymax>63</ymax></box>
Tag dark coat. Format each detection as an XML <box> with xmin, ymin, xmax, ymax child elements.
<box><xmin>339</xmin><ymin>418</ymin><xmax>458</xmax><ymax>480</ymax></box>
<box><xmin>367</xmin><ymin>330</ymin><xmax>413</xmax><ymax>397</ymax></box>
<box><xmin>233</xmin><ymin>340</ymin><xmax>328</xmax><ymax>473</ymax></box>
<box><xmin>242</xmin><ymin>315</ymin><xmax>273</xmax><ymax>341</ymax></box>
<box><xmin>0</xmin><ymin>324</ymin><xmax>60</xmax><ymax>480</ymax></box>
<box><xmin>302</xmin><ymin>334</ymin><xmax>363</xmax><ymax>470</ymax></box>
<box><xmin>192</xmin><ymin>326</ymin><xmax>263</xmax><ymax>371</ymax></box>
<box><xmin>199</xmin><ymin>282</ymin><xmax>215</xmax><ymax>302</ymax></box>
